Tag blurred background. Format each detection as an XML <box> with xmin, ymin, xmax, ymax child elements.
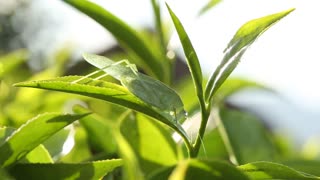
<box><xmin>0</xmin><ymin>0</ymin><xmax>319</xmax><ymax>151</ymax></box>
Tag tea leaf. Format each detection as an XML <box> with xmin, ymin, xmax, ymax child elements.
<box><xmin>73</xmin><ymin>105</ymin><xmax>117</xmax><ymax>154</ymax></box>
<box><xmin>9</xmin><ymin>159</ymin><xmax>123</xmax><ymax>180</ymax></box>
<box><xmin>120</xmin><ymin>113</ymin><xmax>179</xmax><ymax>175</ymax></box>
<box><xmin>239</xmin><ymin>161</ymin><xmax>320</xmax><ymax>179</ymax></box>
<box><xmin>198</xmin><ymin>0</ymin><xmax>222</xmax><ymax>16</ymax></box>
<box><xmin>0</xmin><ymin>113</ymin><xmax>89</xmax><ymax>167</ymax></box>
<box><xmin>0</xmin><ymin>49</ymin><xmax>28</xmax><ymax>78</ymax></box>
<box><xmin>21</xmin><ymin>145</ymin><xmax>53</xmax><ymax>164</ymax></box>
<box><xmin>63</xmin><ymin>0</ymin><xmax>166</xmax><ymax>82</ymax></box>
<box><xmin>151</xmin><ymin>0</ymin><xmax>166</xmax><ymax>55</ymax></box>
<box><xmin>59</xmin><ymin>127</ymin><xmax>91</xmax><ymax>163</ymax></box>
<box><xmin>169</xmin><ymin>159</ymin><xmax>249</xmax><ymax>180</ymax></box>
<box><xmin>281</xmin><ymin>160</ymin><xmax>320</xmax><ymax>176</ymax></box>
<box><xmin>205</xmin><ymin>8</ymin><xmax>295</xmax><ymax>103</ymax></box>
<box><xmin>14</xmin><ymin>76</ymin><xmax>190</xmax><ymax>146</ymax></box>
<box><xmin>166</xmin><ymin>4</ymin><xmax>204</xmax><ymax>102</ymax></box>
<box><xmin>216</xmin><ymin>108</ymin><xmax>277</xmax><ymax>165</ymax></box>
<box><xmin>213</xmin><ymin>77</ymin><xmax>269</xmax><ymax>104</ymax></box>
<box><xmin>114</xmin><ymin>111</ymin><xmax>145</xmax><ymax>180</ymax></box>
<box><xmin>0</xmin><ymin>127</ymin><xmax>53</xmax><ymax>164</ymax></box>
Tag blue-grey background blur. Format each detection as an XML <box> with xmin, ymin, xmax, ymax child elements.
<box><xmin>1</xmin><ymin>0</ymin><xmax>319</xmax><ymax>148</ymax></box>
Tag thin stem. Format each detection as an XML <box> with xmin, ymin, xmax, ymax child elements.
<box><xmin>191</xmin><ymin>100</ymin><xmax>210</xmax><ymax>157</ymax></box>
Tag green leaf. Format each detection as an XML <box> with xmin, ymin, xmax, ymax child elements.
<box><xmin>198</xmin><ymin>128</ymin><xmax>228</xmax><ymax>159</ymax></box>
<box><xmin>0</xmin><ymin>168</ymin><xmax>13</xmax><ymax>180</ymax></box>
<box><xmin>0</xmin><ymin>112</ymin><xmax>89</xmax><ymax>167</ymax></box>
<box><xmin>151</xmin><ymin>0</ymin><xmax>166</xmax><ymax>56</ymax></box>
<box><xmin>42</xmin><ymin>129</ymin><xmax>70</xmax><ymax>158</ymax></box>
<box><xmin>239</xmin><ymin>161</ymin><xmax>320</xmax><ymax>179</ymax></box>
<box><xmin>0</xmin><ymin>127</ymin><xmax>15</xmax><ymax>145</ymax></box>
<box><xmin>169</xmin><ymin>159</ymin><xmax>249</xmax><ymax>180</ymax></box>
<box><xmin>120</xmin><ymin>113</ymin><xmax>179</xmax><ymax>176</ymax></box>
<box><xmin>0</xmin><ymin>127</ymin><xmax>53</xmax><ymax>164</ymax></box>
<box><xmin>213</xmin><ymin>78</ymin><xmax>268</xmax><ymax>103</ymax></box>
<box><xmin>205</xmin><ymin>8</ymin><xmax>295</xmax><ymax>103</ymax></box>
<box><xmin>60</xmin><ymin>126</ymin><xmax>91</xmax><ymax>163</ymax></box>
<box><xmin>114</xmin><ymin>111</ymin><xmax>145</xmax><ymax>180</ymax></box>
<box><xmin>73</xmin><ymin>105</ymin><xmax>117</xmax><ymax>154</ymax></box>
<box><xmin>9</xmin><ymin>159</ymin><xmax>123</xmax><ymax>180</ymax></box>
<box><xmin>281</xmin><ymin>160</ymin><xmax>320</xmax><ymax>176</ymax></box>
<box><xmin>198</xmin><ymin>0</ymin><xmax>222</xmax><ymax>16</ymax></box>
<box><xmin>14</xmin><ymin>76</ymin><xmax>189</xmax><ymax>144</ymax></box>
<box><xmin>216</xmin><ymin>107</ymin><xmax>277</xmax><ymax>165</ymax></box>
<box><xmin>0</xmin><ymin>50</ymin><xmax>28</xmax><ymax>78</ymax></box>
<box><xmin>166</xmin><ymin>3</ymin><xmax>204</xmax><ymax>102</ymax></box>
<box><xmin>63</xmin><ymin>0</ymin><xmax>167</xmax><ymax>82</ymax></box>
<box><xmin>21</xmin><ymin>145</ymin><xmax>53</xmax><ymax>163</ymax></box>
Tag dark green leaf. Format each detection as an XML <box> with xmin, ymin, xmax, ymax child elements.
<box><xmin>239</xmin><ymin>161</ymin><xmax>320</xmax><ymax>179</ymax></box>
<box><xmin>282</xmin><ymin>160</ymin><xmax>320</xmax><ymax>176</ymax></box>
<box><xmin>9</xmin><ymin>159</ymin><xmax>123</xmax><ymax>180</ymax></box>
<box><xmin>63</xmin><ymin>0</ymin><xmax>166</xmax><ymax>82</ymax></box>
<box><xmin>14</xmin><ymin>76</ymin><xmax>190</xmax><ymax>146</ymax></box>
<box><xmin>198</xmin><ymin>128</ymin><xmax>228</xmax><ymax>159</ymax></box>
<box><xmin>216</xmin><ymin>107</ymin><xmax>277</xmax><ymax>165</ymax></box>
<box><xmin>73</xmin><ymin>105</ymin><xmax>117</xmax><ymax>154</ymax></box>
<box><xmin>169</xmin><ymin>159</ymin><xmax>249</xmax><ymax>180</ymax></box>
<box><xmin>205</xmin><ymin>8</ymin><xmax>295</xmax><ymax>103</ymax></box>
<box><xmin>0</xmin><ymin>113</ymin><xmax>89</xmax><ymax>167</ymax></box>
<box><xmin>166</xmin><ymin>3</ymin><xmax>204</xmax><ymax>101</ymax></box>
<box><xmin>114</xmin><ymin>111</ymin><xmax>145</xmax><ymax>180</ymax></box>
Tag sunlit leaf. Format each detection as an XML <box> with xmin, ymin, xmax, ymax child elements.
<box><xmin>120</xmin><ymin>113</ymin><xmax>179</xmax><ymax>176</ymax></box>
<box><xmin>9</xmin><ymin>159</ymin><xmax>123</xmax><ymax>180</ymax></box>
<box><xmin>205</xmin><ymin>8</ymin><xmax>295</xmax><ymax>103</ymax></box>
<box><xmin>63</xmin><ymin>0</ymin><xmax>167</xmax><ymax>82</ymax></box>
<box><xmin>151</xmin><ymin>0</ymin><xmax>166</xmax><ymax>56</ymax></box>
<box><xmin>0</xmin><ymin>50</ymin><xmax>28</xmax><ymax>79</ymax></box>
<box><xmin>166</xmin><ymin>4</ymin><xmax>204</xmax><ymax>103</ymax></box>
<box><xmin>169</xmin><ymin>159</ymin><xmax>249</xmax><ymax>180</ymax></box>
<box><xmin>21</xmin><ymin>145</ymin><xmax>53</xmax><ymax>164</ymax></box>
<box><xmin>215</xmin><ymin>107</ymin><xmax>277</xmax><ymax>165</ymax></box>
<box><xmin>239</xmin><ymin>161</ymin><xmax>320</xmax><ymax>179</ymax></box>
<box><xmin>0</xmin><ymin>113</ymin><xmax>89</xmax><ymax>167</ymax></box>
<box><xmin>198</xmin><ymin>0</ymin><xmax>222</xmax><ymax>16</ymax></box>
<box><xmin>14</xmin><ymin>76</ymin><xmax>189</xmax><ymax>144</ymax></box>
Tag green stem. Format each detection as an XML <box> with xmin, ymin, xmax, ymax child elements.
<box><xmin>191</xmin><ymin>100</ymin><xmax>210</xmax><ymax>157</ymax></box>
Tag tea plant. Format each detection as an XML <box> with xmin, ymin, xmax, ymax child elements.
<box><xmin>1</xmin><ymin>0</ymin><xmax>320</xmax><ymax>179</ymax></box>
